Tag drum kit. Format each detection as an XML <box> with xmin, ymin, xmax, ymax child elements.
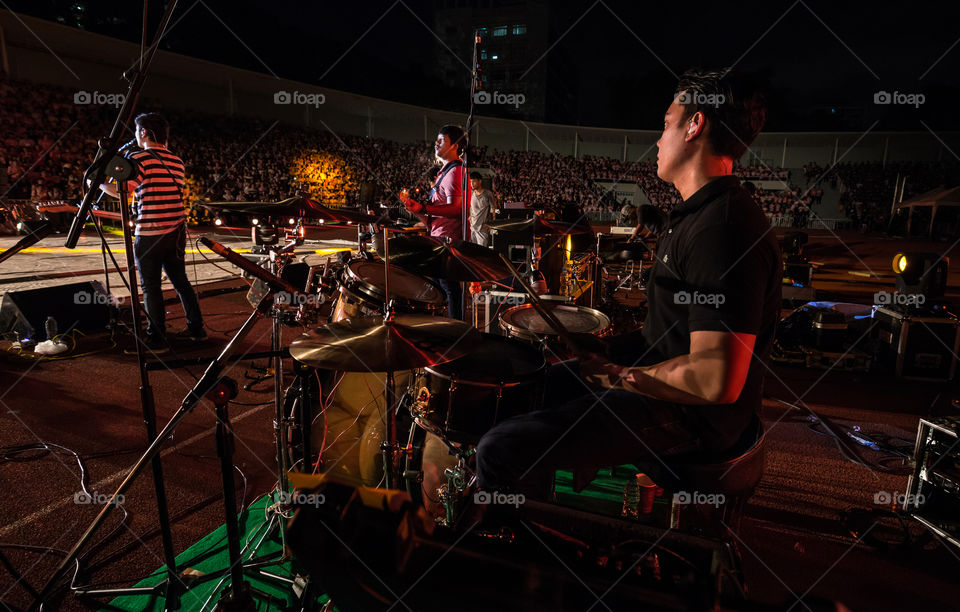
<box><xmin>200</xmin><ymin>196</ymin><xmax>617</xmax><ymax>526</ymax></box>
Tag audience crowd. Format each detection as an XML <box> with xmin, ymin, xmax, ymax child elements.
<box><xmin>4</xmin><ymin>78</ymin><xmax>956</xmax><ymax>235</ymax></box>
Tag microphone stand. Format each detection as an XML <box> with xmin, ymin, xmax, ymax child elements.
<box><xmin>33</xmin><ymin>2</ymin><xmax>184</xmax><ymax>609</ymax></box>
<box><xmin>459</xmin><ymin>29</ymin><xmax>483</xmax><ymax>321</ymax></box>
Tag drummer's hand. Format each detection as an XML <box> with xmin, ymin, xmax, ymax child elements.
<box><xmin>579</xmin><ymin>354</ymin><xmax>623</xmax><ymax>390</ymax></box>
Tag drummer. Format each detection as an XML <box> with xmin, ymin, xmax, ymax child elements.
<box><xmin>474</xmin><ymin>69</ymin><xmax>780</xmax><ymax>504</ymax></box>
<box><xmin>399</xmin><ymin>125</ymin><xmax>469</xmax><ymax>319</ymax></box>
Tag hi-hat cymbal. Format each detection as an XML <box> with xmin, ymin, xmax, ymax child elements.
<box><xmin>289</xmin><ymin>314</ymin><xmax>481</xmax><ymax>371</ymax></box>
<box><xmin>203</xmin><ymin>196</ymin><xmax>385</xmax><ymax>225</ymax></box>
<box><xmin>380</xmin><ymin>236</ymin><xmax>511</xmax><ymax>282</ymax></box>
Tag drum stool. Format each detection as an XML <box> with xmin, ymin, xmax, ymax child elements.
<box><xmin>568</xmin><ymin>415</ymin><xmax>765</xmax><ymax>539</ymax></box>
<box><xmin>631</xmin><ymin>415</ymin><xmax>765</xmax><ymax>538</ymax></box>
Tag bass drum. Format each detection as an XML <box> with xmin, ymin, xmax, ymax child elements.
<box><xmin>284</xmin><ymin>369</ymin><xmax>411</xmax><ymax>487</ymax></box>
<box><xmin>403</xmin><ymin>422</ymin><xmax>459</xmax><ymax>521</ymax></box>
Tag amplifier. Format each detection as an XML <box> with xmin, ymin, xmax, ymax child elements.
<box><xmin>874</xmin><ymin>307</ymin><xmax>960</xmax><ymax>380</ymax></box>
<box><xmin>905</xmin><ymin>417</ymin><xmax>960</xmax><ymax>552</ymax></box>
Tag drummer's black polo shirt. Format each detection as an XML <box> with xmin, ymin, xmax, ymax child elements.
<box><xmin>641</xmin><ymin>175</ymin><xmax>781</xmax><ymax>451</ymax></box>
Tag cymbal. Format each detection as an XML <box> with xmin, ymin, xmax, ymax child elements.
<box><xmin>203</xmin><ymin>196</ymin><xmax>384</xmax><ymax>225</ymax></box>
<box><xmin>600</xmin><ymin>240</ymin><xmax>650</xmax><ymax>262</ymax></box>
<box><xmin>289</xmin><ymin>314</ymin><xmax>481</xmax><ymax>371</ymax></box>
<box><xmin>379</xmin><ymin>236</ymin><xmax>512</xmax><ymax>281</ymax></box>
<box><xmin>489</xmin><ymin>216</ymin><xmax>592</xmax><ymax>236</ymax></box>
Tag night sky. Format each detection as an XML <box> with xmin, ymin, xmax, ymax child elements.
<box><xmin>9</xmin><ymin>0</ymin><xmax>960</xmax><ymax>131</ymax></box>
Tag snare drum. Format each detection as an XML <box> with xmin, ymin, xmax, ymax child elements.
<box><xmin>408</xmin><ymin>334</ymin><xmax>546</xmax><ymax>444</ymax></box>
<box><xmin>499</xmin><ymin>303</ymin><xmax>611</xmax><ymax>344</ymax></box>
<box><xmin>330</xmin><ymin>260</ymin><xmax>446</xmax><ymax>322</ymax></box>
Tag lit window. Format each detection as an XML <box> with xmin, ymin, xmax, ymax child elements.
<box><xmin>481</xmin><ymin>50</ymin><xmax>488</xmax><ymax>59</ymax></box>
<box><xmin>493</xmin><ymin>26</ymin><xmax>507</xmax><ymax>36</ymax></box>
<box><xmin>491</xmin><ymin>55</ymin><xmax>498</xmax><ymax>60</ymax></box>
<box><xmin>512</xmin><ymin>24</ymin><xmax>527</xmax><ymax>35</ymax></box>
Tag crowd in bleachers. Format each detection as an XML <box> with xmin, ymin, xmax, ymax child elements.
<box><xmin>5</xmin><ymin>78</ymin><xmax>956</xmax><ymax>235</ymax></box>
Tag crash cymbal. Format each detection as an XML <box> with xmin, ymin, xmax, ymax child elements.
<box><xmin>289</xmin><ymin>314</ymin><xmax>481</xmax><ymax>371</ymax></box>
<box><xmin>203</xmin><ymin>196</ymin><xmax>384</xmax><ymax>225</ymax></box>
<box><xmin>379</xmin><ymin>236</ymin><xmax>511</xmax><ymax>281</ymax></box>
<box><xmin>489</xmin><ymin>216</ymin><xmax>592</xmax><ymax>236</ymax></box>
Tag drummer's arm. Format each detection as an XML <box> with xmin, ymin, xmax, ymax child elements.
<box><xmin>581</xmin><ymin>330</ymin><xmax>755</xmax><ymax>405</ymax></box>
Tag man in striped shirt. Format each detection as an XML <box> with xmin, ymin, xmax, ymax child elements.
<box><xmin>97</xmin><ymin>113</ymin><xmax>204</xmax><ymax>352</ymax></box>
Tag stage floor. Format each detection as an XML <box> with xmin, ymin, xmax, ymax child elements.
<box><xmin>2</xmin><ymin>228</ymin><xmax>960</xmax><ymax>611</ymax></box>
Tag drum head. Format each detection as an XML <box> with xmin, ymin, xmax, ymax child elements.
<box><xmin>346</xmin><ymin>260</ymin><xmax>444</xmax><ymax>306</ymax></box>
<box><xmin>427</xmin><ymin>333</ymin><xmax>545</xmax><ymax>383</ymax></box>
<box><xmin>500</xmin><ymin>304</ymin><xmax>610</xmax><ymax>336</ymax></box>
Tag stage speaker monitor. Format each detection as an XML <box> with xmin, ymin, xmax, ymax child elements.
<box><xmin>0</xmin><ymin>281</ymin><xmax>112</xmax><ymax>340</ymax></box>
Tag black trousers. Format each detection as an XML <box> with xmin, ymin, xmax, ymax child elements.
<box><xmin>475</xmin><ymin>359</ymin><xmax>705</xmax><ymax>493</ymax></box>
<box><xmin>133</xmin><ymin>225</ymin><xmax>203</xmax><ymax>339</ymax></box>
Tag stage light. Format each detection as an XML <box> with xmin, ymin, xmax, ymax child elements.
<box><xmin>289</xmin><ymin>218</ymin><xmax>296</xmax><ymax>225</ymax></box>
<box><xmin>252</xmin><ymin>218</ymin><xmax>259</xmax><ymax>226</ymax></box>
<box><xmin>890</xmin><ymin>251</ymin><xmax>948</xmax><ymax>307</ymax></box>
<box><xmin>214</xmin><ymin>217</ymin><xmax>223</xmax><ymax>226</ymax></box>
<box><xmin>892</xmin><ymin>253</ymin><xmax>908</xmax><ymax>274</ymax></box>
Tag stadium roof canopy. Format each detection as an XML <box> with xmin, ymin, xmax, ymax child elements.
<box><xmin>895</xmin><ymin>185</ymin><xmax>960</xmax><ymax>235</ymax></box>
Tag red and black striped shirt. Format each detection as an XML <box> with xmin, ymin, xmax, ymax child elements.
<box><xmin>126</xmin><ymin>146</ymin><xmax>186</xmax><ymax>237</ymax></box>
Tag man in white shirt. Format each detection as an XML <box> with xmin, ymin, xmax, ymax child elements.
<box><xmin>469</xmin><ymin>171</ymin><xmax>495</xmax><ymax>246</ymax></box>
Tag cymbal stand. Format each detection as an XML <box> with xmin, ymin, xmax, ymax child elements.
<box><xmin>380</xmin><ymin>226</ymin><xmax>400</xmax><ymax>489</ymax></box>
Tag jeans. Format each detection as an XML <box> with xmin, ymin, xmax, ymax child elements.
<box><xmin>435</xmin><ymin>278</ymin><xmax>463</xmax><ymax>320</ymax></box>
<box><xmin>475</xmin><ymin>360</ymin><xmax>704</xmax><ymax>493</ymax></box>
<box><xmin>133</xmin><ymin>225</ymin><xmax>203</xmax><ymax>339</ymax></box>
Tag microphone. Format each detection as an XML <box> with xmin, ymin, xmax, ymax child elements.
<box><xmin>118</xmin><ymin>138</ymin><xmax>139</xmax><ymax>152</ymax></box>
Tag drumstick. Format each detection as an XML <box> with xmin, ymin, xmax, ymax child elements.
<box><xmin>497</xmin><ymin>253</ymin><xmax>592</xmax><ymax>358</ymax></box>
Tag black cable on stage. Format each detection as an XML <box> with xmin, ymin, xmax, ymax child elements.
<box><xmin>773</xmin><ymin>398</ymin><xmax>911</xmax><ymax>474</ymax></box>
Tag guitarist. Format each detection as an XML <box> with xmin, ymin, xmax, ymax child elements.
<box><xmin>94</xmin><ymin>113</ymin><xmax>205</xmax><ymax>353</ymax></box>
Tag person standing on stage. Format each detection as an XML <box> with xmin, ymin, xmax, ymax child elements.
<box><xmin>475</xmin><ymin>69</ymin><xmax>780</xmax><ymax>498</ymax></box>
<box><xmin>400</xmin><ymin>124</ymin><xmax>469</xmax><ymax>318</ymax></box>
<box><xmin>96</xmin><ymin>113</ymin><xmax>205</xmax><ymax>353</ymax></box>
<box><xmin>469</xmin><ymin>171</ymin><xmax>495</xmax><ymax>246</ymax></box>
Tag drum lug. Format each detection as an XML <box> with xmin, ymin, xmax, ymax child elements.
<box><xmin>402</xmin><ymin>469</ymin><xmax>423</xmax><ymax>483</ymax></box>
